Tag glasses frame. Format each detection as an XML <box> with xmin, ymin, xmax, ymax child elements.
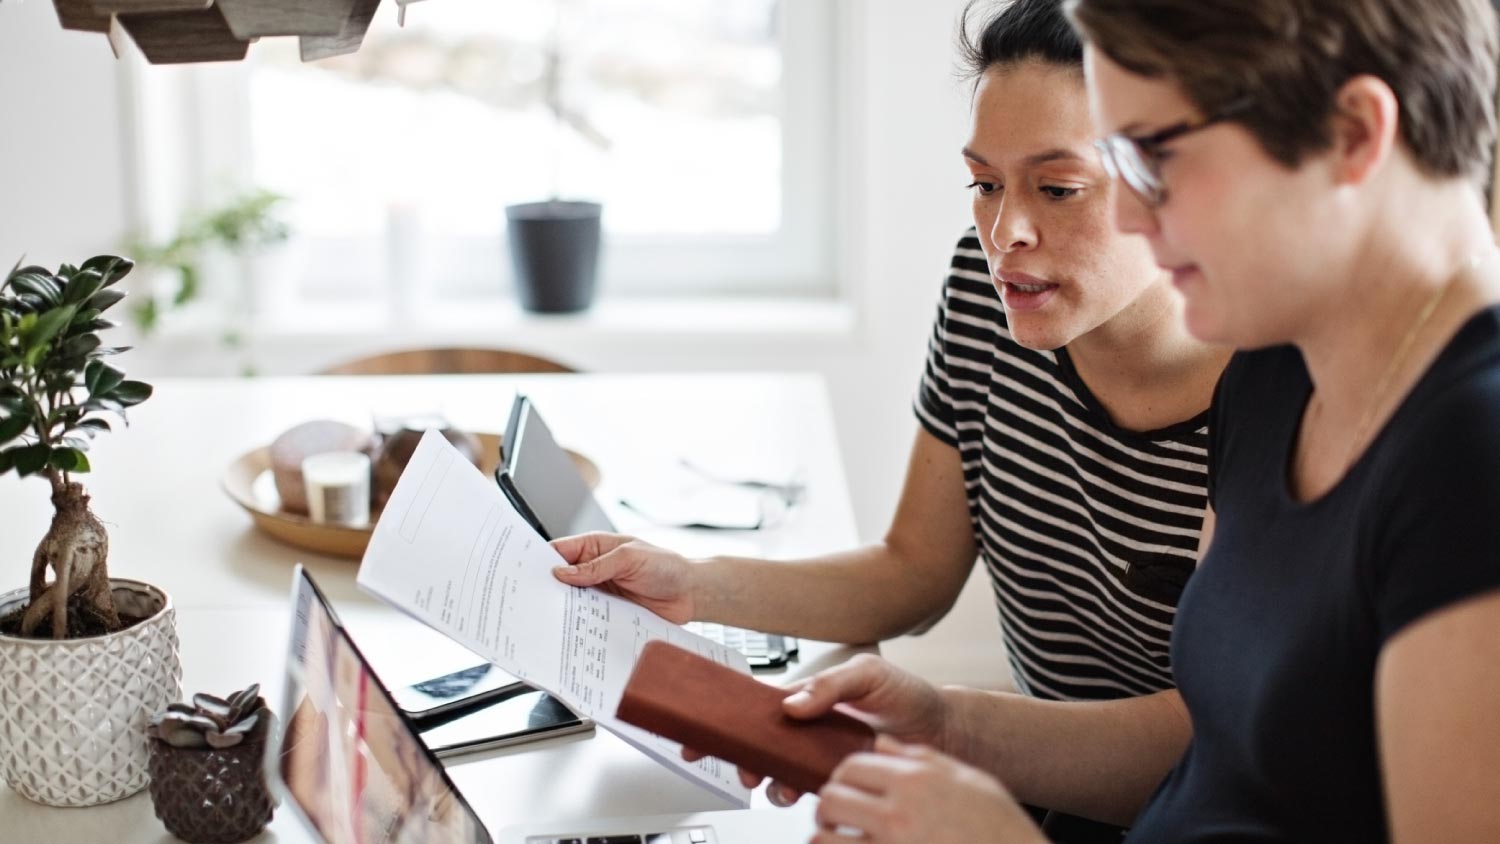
<box><xmin>1095</xmin><ymin>97</ymin><xmax>1255</xmax><ymax>207</ymax></box>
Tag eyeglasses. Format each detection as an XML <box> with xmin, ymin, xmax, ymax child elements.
<box><xmin>1094</xmin><ymin>97</ymin><xmax>1254</xmax><ymax>207</ymax></box>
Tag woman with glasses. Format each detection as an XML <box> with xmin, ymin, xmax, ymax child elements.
<box><xmin>734</xmin><ymin>1</ymin><xmax>1500</xmax><ymax>842</ymax></box>
<box><xmin>556</xmin><ymin>4</ymin><xmax>1227</xmax><ymax>837</ymax></box>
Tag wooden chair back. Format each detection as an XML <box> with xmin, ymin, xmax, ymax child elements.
<box><xmin>318</xmin><ymin>347</ymin><xmax>577</xmax><ymax>376</ymax></box>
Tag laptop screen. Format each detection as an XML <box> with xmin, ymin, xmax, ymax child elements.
<box><xmin>271</xmin><ymin>566</ymin><xmax>493</xmax><ymax>844</ymax></box>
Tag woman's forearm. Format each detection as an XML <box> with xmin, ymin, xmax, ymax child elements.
<box><xmin>940</xmin><ymin>686</ymin><xmax>1192</xmax><ymax>826</ymax></box>
<box><xmin>690</xmin><ymin>544</ymin><xmax>967</xmax><ymax>642</ymax></box>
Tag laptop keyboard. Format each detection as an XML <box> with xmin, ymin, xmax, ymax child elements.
<box><xmin>685</xmin><ymin>622</ymin><xmax>796</xmax><ymax>669</ymax></box>
<box><xmin>527</xmin><ymin>827</ymin><xmax>715</xmax><ymax>843</ymax></box>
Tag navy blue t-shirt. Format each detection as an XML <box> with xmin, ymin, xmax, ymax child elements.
<box><xmin>1127</xmin><ymin>307</ymin><xmax>1500</xmax><ymax>843</ymax></box>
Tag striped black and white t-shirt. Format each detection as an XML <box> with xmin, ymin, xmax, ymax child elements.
<box><xmin>915</xmin><ymin>230</ymin><xmax>1210</xmax><ymax>701</ymax></box>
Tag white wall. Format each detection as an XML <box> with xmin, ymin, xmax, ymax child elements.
<box><xmin>0</xmin><ymin>1</ymin><xmax>132</xmax><ymax>264</ymax></box>
<box><xmin>0</xmin><ymin>0</ymin><xmax>1012</xmax><ymax>688</ymax></box>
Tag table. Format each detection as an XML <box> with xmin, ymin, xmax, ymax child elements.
<box><xmin>0</xmin><ymin>373</ymin><xmax>864</xmax><ymax>842</ymax></box>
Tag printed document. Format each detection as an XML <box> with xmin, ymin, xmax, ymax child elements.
<box><xmin>356</xmin><ymin>430</ymin><xmax>752</xmax><ymax>806</ymax></box>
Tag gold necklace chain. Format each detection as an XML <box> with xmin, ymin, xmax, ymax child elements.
<box><xmin>1332</xmin><ymin>250</ymin><xmax>1491</xmax><ymax>474</ymax></box>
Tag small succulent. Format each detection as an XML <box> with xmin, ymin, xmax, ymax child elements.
<box><xmin>148</xmin><ymin>684</ymin><xmax>269</xmax><ymax>750</ymax></box>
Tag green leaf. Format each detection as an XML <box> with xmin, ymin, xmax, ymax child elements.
<box><xmin>85</xmin><ymin>360</ymin><xmax>125</xmax><ymax>396</ymax></box>
<box><xmin>9</xmin><ymin>272</ymin><xmax>61</xmax><ymax>305</ymax></box>
<box><xmin>0</xmin><ymin>448</ymin><xmax>13</xmax><ymax>474</ymax></box>
<box><xmin>87</xmin><ymin>289</ymin><xmax>127</xmax><ymax>313</ymax></box>
<box><xmin>62</xmin><ymin>269</ymin><xmax>106</xmax><ymax>306</ymax></box>
<box><xmin>10</xmin><ymin>264</ymin><xmax>50</xmax><ymax>280</ymax></box>
<box><xmin>112</xmin><ymin>380</ymin><xmax>152</xmax><ymax>407</ymax></box>
<box><xmin>49</xmin><ymin>447</ymin><xmax>89</xmax><ymax>473</ymax></box>
<box><xmin>84</xmin><ymin>318</ymin><xmax>119</xmax><ymax>332</ymax></box>
<box><xmin>83</xmin><ymin>396</ymin><xmax>124</xmax><ymax>415</ymax></box>
<box><xmin>78</xmin><ymin>417</ymin><xmax>111</xmax><ymax>435</ymax></box>
<box><xmin>0</xmin><ymin>413</ymin><xmax>28</xmax><ymax>445</ymax></box>
<box><xmin>173</xmin><ymin>264</ymin><xmax>199</xmax><ymax>306</ymax></box>
<box><xmin>59</xmin><ymin>333</ymin><xmax>101</xmax><ymax>360</ymax></box>
<box><xmin>80</xmin><ymin>255</ymin><xmax>133</xmax><ymax>287</ymax></box>
<box><xmin>132</xmin><ymin>299</ymin><xmax>159</xmax><ymax>334</ymax></box>
<box><xmin>92</xmin><ymin>345</ymin><xmax>129</xmax><ymax>357</ymax></box>
<box><xmin>13</xmin><ymin>443</ymin><xmax>48</xmax><ymax>476</ymax></box>
<box><xmin>49</xmin><ymin>407</ymin><xmax>82</xmax><ymax>429</ymax></box>
<box><xmin>24</xmin><ymin>304</ymin><xmax>76</xmax><ymax>355</ymax></box>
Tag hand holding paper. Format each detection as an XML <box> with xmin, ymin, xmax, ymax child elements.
<box><xmin>356</xmin><ymin>430</ymin><xmax>752</xmax><ymax>805</ymax></box>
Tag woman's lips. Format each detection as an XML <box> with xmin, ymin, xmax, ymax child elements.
<box><xmin>996</xmin><ymin>272</ymin><xmax>1059</xmax><ymax>312</ymax></box>
<box><xmin>1169</xmin><ymin>265</ymin><xmax>1203</xmax><ymax>289</ymax></box>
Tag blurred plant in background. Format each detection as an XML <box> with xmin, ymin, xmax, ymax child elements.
<box><xmin>125</xmin><ymin>189</ymin><xmax>290</xmax><ymax>335</ymax></box>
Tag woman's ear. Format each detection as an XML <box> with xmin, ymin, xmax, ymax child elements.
<box><xmin>1328</xmin><ymin>74</ymin><xmax>1400</xmax><ymax>187</ymax></box>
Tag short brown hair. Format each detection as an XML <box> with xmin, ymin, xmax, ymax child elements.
<box><xmin>1066</xmin><ymin>0</ymin><xmax>1500</xmax><ymax>184</ymax></box>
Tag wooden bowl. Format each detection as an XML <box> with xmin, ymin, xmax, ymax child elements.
<box><xmin>221</xmin><ymin>432</ymin><xmax>600</xmax><ymax>559</ymax></box>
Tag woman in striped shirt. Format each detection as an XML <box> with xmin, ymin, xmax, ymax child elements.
<box><xmin>554</xmin><ymin>1</ymin><xmax>1225</xmax><ymax>836</ymax></box>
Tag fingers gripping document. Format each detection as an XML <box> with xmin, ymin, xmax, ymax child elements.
<box><xmin>356</xmin><ymin>430</ymin><xmax>752</xmax><ymax>806</ymax></box>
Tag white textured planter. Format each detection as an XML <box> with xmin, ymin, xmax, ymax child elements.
<box><xmin>0</xmin><ymin>580</ymin><xmax>182</xmax><ymax>806</ymax></box>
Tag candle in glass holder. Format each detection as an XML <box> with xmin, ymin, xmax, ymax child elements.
<box><xmin>301</xmin><ymin>451</ymin><xmax>372</xmax><ymax>526</ymax></box>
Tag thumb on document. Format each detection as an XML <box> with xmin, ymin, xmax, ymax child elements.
<box><xmin>553</xmin><ymin>561</ymin><xmax>603</xmax><ymax>584</ymax></box>
<box><xmin>550</xmin><ymin>531</ymin><xmax>633</xmax><ymax>564</ymax></box>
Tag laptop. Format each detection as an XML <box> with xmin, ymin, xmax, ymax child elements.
<box><xmin>497</xmin><ymin>394</ymin><xmax>797</xmax><ymax>670</ymax></box>
<box><xmin>270</xmin><ymin>566</ymin><xmax>815</xmax><ymax>844</ymax></box>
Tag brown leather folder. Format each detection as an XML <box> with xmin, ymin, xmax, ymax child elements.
<box><xmin>616</xmin><ymin>640</ymin><xmax>876</xmax><ymax>795</ymax></box>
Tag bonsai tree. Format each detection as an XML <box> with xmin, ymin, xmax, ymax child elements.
<box><xmin>0</xmin><ymin>256</ymin><xmax>152</xmax><ymax>639</ymax></box>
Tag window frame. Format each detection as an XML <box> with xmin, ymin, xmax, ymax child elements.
<box><xmin>120</xmin><ymin>0</ymin><xmax>843</xmax><ymax>313</ymax></box>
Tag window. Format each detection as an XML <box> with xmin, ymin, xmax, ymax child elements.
<box><xmin>134</xmin><ymin>0</ymin><xmax>838</xmax><ymax>313</ymax></box>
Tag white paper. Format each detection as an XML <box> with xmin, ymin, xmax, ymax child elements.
<box><xmin>356</xmin><ymin>430</ymin><xmax>752</xmax><ymax>806</ymax></box>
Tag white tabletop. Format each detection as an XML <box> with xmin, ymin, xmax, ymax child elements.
<box><xmin>1</xmin><ymin>373</ymin><xmax>864</xmax><ymax>842</ymax></box>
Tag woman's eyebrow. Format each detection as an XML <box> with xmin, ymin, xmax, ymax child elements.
<box><xmin>962</xmin><ymin>147</ymin><xmax>1090</xmax><ymax>167</ymax></box>
<box><xmin>1023</xmin><ymin>149</ymin><xmax>1088</xmax><ymax>166</ymax></box>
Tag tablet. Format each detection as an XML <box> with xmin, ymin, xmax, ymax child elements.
<box><xmin>497</xmin><ymin>394</ymin><xmax>614</xmax><ymax>540</ymax></box>
<box><xmin>496</xmin><ymin>394</ymin><xmax>799</xmax><ymax>671</ymax></box>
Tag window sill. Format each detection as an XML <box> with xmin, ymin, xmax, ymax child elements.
<box><xmin>149</xmin><ymin>295</ymin><xmax>859</xmax><ymax>347</ymax></box>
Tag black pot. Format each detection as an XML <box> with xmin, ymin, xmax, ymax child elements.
<box><xmin>505</xmin><ymin>200</ymin><xmax>603</xmax><ymax>313</ymax></box>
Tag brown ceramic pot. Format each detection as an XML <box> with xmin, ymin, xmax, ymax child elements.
<box><xmin>146</xmin><ymin>729</ymin><xmax>275</xmax><ymax>843</ymax></box>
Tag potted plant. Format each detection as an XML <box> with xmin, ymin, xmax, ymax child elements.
<box><xmin>505</xmin><ymin>0</ymin><xmax>609</xmax><ymax>314</ymax></box>
<box><xmin>146</xmin><ymin>684</ymin><xmax>276</xmax><ymax>843</ymax></box>
<box><xmin>0</xmin><ymin>255</ymin><xmax>182</xmax><ymax>807</ymax></box>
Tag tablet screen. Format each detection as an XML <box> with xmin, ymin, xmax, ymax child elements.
<box><xmin>503</xmin><ymin>396</ymin><xmax>614</xmax><ymax>539</ymax></box>
<box><xmin>272</xmin><ymin>567</ymin><xmax>492</xmax><ymax>844</ymax></box>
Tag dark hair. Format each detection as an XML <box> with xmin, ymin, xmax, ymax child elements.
<box><xmin>1066</xmin><ymin>0</ymin><xmax>1500</xmax><ymax>184</ymax></box>
<box><xmin>958</xmin><ymin>0</ymin><xmax>1084</xmax><ymax>85</ymax></box>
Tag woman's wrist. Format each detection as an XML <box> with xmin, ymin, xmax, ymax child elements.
<box><xmin>684</xmin><ymin>555</ymin><xmax>728</xmax><ymax>622</ymax></box>
<box><xmin>935</xmin><ymin>684</ymin><xmax>971</xmax><ymax>758</ymax></box>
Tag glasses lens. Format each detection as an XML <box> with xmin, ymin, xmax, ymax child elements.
<box><xmin>1115</xmin><ymin>136</ymin><xmax>1162</xmax><ymax>205</ymax></box>
<box><xmin>1093</xmin><ymin>138</ymin><xmax>1122</xmax><ymax>181</ymax></box>
<box><xmin>1097</xmin><ymin>135</ymin><xmax>1163</xmax><ymax>205</ymax></box>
